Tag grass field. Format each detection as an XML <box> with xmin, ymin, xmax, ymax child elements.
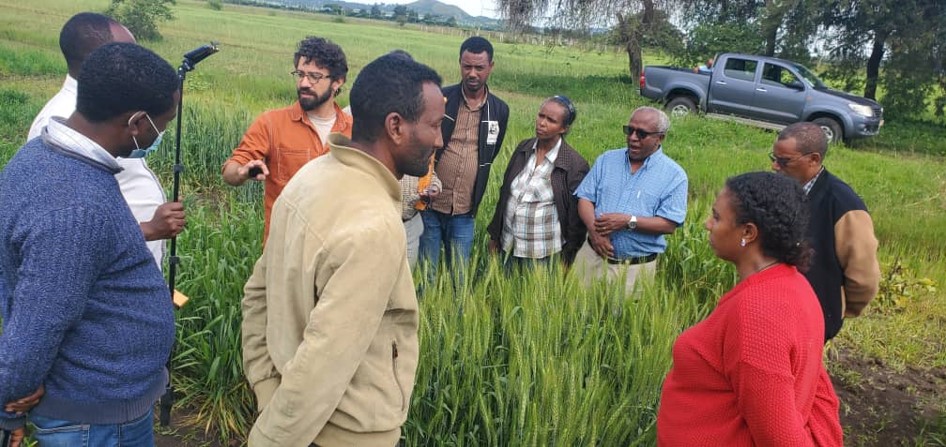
<box><xmin>1</xmin><ymin>0</ymin><xmax>945</xmax><ymax>445</ymax></box>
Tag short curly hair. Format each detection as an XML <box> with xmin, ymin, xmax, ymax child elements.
<box><xmin>294</xmin><ymin>36</ymin><xmax>348</xmax><ymax>81</ymax></box>
<box><xmin>350</xmin><ymin>51</ymin><xmax>442</xmax><ymax>142</ymax></box>
<box><xmin>725</xmin><ymin>172</ymin><xmax>812</xmax><ymax>270</ymax></box>
<box><xmin>76</xmin><ymin>43</ymin><xmax>178</xmax><ymax>123</ymax></box>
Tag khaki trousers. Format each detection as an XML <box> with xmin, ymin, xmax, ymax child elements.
<box><xmin>573</xmin><ymin>241</ymin><xmax>657</xmax><ymax>294</ymax></box>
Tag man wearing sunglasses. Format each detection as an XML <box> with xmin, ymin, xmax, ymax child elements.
<box><xmin>771</xmin><ymin>122</ymin><xmax>879</xmax><ymax>342</ymax></box>
<box><xmin>573</xmin><ymin>106</ymin><xmax>688</xmax><ymax>293</ymax></box>
<box><xmin>222</xmin><ymin>36</ymin><xmax>352</xmax><ymax>243</ymax></box>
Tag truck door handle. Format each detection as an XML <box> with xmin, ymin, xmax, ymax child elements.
<box><xmin>716</xmin><ymin>80</ymin><xmax>727</xmax><ymax>85</ymax></box>
<box><xmin>756</xmin><ymin>87</ymin><xmax>767</xmax><ymax>92</ymax></box>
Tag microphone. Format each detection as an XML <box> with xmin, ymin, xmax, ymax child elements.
<box><xmin>182</xmin><ymin>42</ymin><xmax>219</xmax><ymax>67</ymax></box>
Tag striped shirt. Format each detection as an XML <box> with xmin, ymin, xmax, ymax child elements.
<box><xmin>430</xmin><ymin>94</ymin><xmax>484</xmax><ymax>215</ymax></box>
<box><xmin>501</xmin><ymin>140</ymin><xmax>562</xmax><ymax>258</ymax></box>
<box><xmin>575</xmin><ymin>147</ymin><xmax>688</xmax><ymax>258</ymax></box>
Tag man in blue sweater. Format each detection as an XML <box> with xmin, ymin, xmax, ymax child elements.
<box><xmin>0</xmin><ymin>43</ymin><xmax>179</xmax><ymax>446</ymax></box>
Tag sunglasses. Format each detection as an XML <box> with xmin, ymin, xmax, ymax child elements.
<box><xmin>623</xmin><ymin>125</ymin><xmax>664</xmax><ymax>139</ymax></box>
<box><xmin>768</xmin><ymin>152</ymin><xmax>813</xmax><ymax>167</ymax></box>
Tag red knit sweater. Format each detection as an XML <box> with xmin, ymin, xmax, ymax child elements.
<box><xmin>657</xmin><ymin>264</ymin><xmax>843</xmax><ymax>446</ymax></box>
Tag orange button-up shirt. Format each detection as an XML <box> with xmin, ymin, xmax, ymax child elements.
<box><xmin>225</xmin><ymin>101</ymin><xmax>353</xmax><ymax>241</ymax></box>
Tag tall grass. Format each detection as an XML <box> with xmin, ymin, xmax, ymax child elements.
<box><xmin>406</xmin><ymin>214</ymin><xmax>723</xmax><ymax>445</ymax></box>
<box><xmin>1</xmin><ymin>0</ymin><xmax>945</xmax><ymax>444</ymax></box>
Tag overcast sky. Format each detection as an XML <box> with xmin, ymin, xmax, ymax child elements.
<box><xmin>385</xmin><ymin>0</ymin><xmax>501</xmax><ymax>19</ymax></box>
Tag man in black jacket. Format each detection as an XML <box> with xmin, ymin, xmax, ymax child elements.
<box><xmin>771</xmin><ymin>122</ymin><xmax>880</xmax><ymax>341</ymax></box>
<box><xmin>419</xmin><ymin>36</ymin><xmax>509</xmax><ymax>279</ymax></box>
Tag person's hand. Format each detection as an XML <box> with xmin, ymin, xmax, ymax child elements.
<box><xmin>240</xmin><ymin>160</ymin><xmax>269</xmax><ymax>181</ymax></box>
<box><xmin>588</xmin><ymin>231</ymin><xmax>614</xmax><ymax>258</ymax></box>
<box><xmin>141</xmin><ymin>201</ymin><xmax>186</xmax><ymax>241</ymax></box>
<box><xmin>487</xmin><ymin>239</ymin><xmax>500</xmax><ymax>254</ymax></box>
<box><xmin>419</xmin><ymin>184</ymin><xmax>441</xmax><ymax>202</ymax></box>
<box><xmin>594</xmin><ymin>213</ymin><xmax>631</xmax><ymax>236</ymax></box>
<box><xmin>4</xmin><ymin>384</ymin><xmax>44</xmax><ymax>415</ymax></box>
<box><xmin>8</xmin><ymin>427</ymin><xmax>25</xmax><ymax>447</ymax></box>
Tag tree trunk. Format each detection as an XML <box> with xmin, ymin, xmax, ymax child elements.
<box><xmin>864</xmin><ymin>30</ymin><xmax>887</xmax><ymax>100</ymax></box>
<box><xmin>624</xmin><ymin>0</ymin><xmax>654</xmax><ymax>88</ymax></box>
<box><xmin>628</xmin><ymin>38</ymin><xmax>642</xmax><ymax>88</ymax></box>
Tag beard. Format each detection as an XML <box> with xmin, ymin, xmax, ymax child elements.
<box><xmin>298</xmin><ymin>86</ymin><xmax>334</xmax><ymax>111</ymax></box>
<box><xmin>399</xmin><ymin>134</ymin><xmax>436</xmax><ymax>178</ymax></box>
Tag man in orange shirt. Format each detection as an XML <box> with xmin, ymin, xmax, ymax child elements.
<box><xmin>222</xmin><ymin>36</ymin><xmax>352</xmax><ymax>241</ymax></box>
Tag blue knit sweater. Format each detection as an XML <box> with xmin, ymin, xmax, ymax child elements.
<box><xmin>0</xmin><ymin>137</ymin><xmax>174</xmax><ymax>428</ymax></box>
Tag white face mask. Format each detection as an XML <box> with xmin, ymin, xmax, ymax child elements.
<box><xmin>128</xmin><ymin>113</ymin><xmax>164</xmax><ymax>159</ymax></box>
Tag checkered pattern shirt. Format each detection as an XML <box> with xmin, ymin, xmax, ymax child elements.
<box><xmin>803</xmin><ymin>167</ymin><xmax>825</xmax><ymax>195</ymax></box>
<box><xmin>501</xmin><ymin>140</ymin><xmax>562</xmax><ymax>258</ymax></box>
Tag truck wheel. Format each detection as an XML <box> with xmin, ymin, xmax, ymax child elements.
<box><xmin>666</xmin><ymin>97</ymin><xmax>696</xmax><ymax>118</ymax></box>
<box><xmin>812</xmin><ymin>118</ymin><xmax>842</xmax><ymax>143</ymax></box>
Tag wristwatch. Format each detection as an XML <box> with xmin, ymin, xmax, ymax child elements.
<box><xmin>627</xmin><ymin>215</ymin><xmax>638</xmax><ymax>230</ymax></box>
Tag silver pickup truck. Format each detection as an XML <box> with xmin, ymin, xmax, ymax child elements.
<box><xmin>640</xmin><ymin>53</ymin><xmax>884</xmax><ymax>143</ymax></box>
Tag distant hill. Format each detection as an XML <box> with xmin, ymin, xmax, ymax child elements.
<box><xmin>237</xmin><ymin>0</ymin><xmax>501</xmax><ymax>28</ymax></box>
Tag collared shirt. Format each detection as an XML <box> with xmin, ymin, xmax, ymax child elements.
<box><xmin>28</xmin><ymin>76</ymin><xmax>77</xmax><ymax>141</ymax></box>
<box><xmin>430</xmin><ymin>90</ymin><xmax>485</xmax><ymax>215</ymax></box>
<box><xmin>502</xmin><ymin>139</ymin><xmax>563</xmax><ymax>258</ymax></box>
<box><xmin>44</xmin><ymin>117</ymin><xmax>122</xmax><ymax>171</ymax></box>
<box><xmin>575</xmin><ymin>147</ymin><xmax>688</xmax><ymax>258</ymax></box>
<box><xmin>28</xmin><ymin>77</ymin><xmax>167</xmax><ymax>270</ymax></box>
<box><xmin>803</xmin><ymin>167</ymin><xmax>825</xmax><ymax>195</ymax></box>
<box><xmin>225</xmin><ymin>101</ymin><xmax>353</xmax><ymax>241</ymax></box>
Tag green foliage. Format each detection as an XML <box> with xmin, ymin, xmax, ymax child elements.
<box><xmin>670</xmin><ymin>21</ymin><xmax>764</xmax><ymax>67</ymax></box>
<box><xmin>106</xmin><ymin>0</ymin><xmax>176</xmax><ymax>41</ymax></box>
<box><xmin>207</xmin><ymin>0</ymin><xmax>222</xmax><ymax>10</ymax></box>
<box><xmin>171</xmin><ymin>195</ymin><xmax>261</xmax><ymax>440</ymax></box>
<box><xmin>1</xmin><ymin>0</ymin><xmax>946</xmax><ymax>444</ymax></box>
<box><xmin>0</xmin><ymin>88</ymin><xmax>38</xmax><ymax>166</ymax></box>
<box><xmin>873</xmin><ymin>259</ymin><xmax>938</xmax><ymax>314</ymax></box>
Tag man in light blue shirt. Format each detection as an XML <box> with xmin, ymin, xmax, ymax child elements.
<box><xmin>574</xmin><ymin>106</ymin><xmax>688</xmax><ymax>293</ymax></box>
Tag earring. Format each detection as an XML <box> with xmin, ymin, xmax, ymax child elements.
<box><xmin>740</xmin><ymin>238</ymin><xmax>747</xmax><ymax>247</ymax></box>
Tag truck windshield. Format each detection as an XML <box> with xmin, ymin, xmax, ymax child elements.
<box><xmin>792</xmin><ymin>63</ymin><xmax>827</xmax><ymax>89</ymax></box>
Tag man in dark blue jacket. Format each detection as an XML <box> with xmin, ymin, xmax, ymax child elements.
<box><xmin>419</xmin><ymin>36</ymin><xmax>509</xmax><ymax>280</ymax></box>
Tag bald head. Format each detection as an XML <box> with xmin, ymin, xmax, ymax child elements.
<box><xmin>59</xmin><ymin>13</ymin><xmax>136</xmax><ymax>77</ymax></box>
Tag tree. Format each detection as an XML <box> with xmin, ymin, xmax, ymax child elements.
<box><xmin>370</xmin><ymin>3</ymin><xmax>383</xmax><ymax>18</ymax></box>
<box><xmin>106</xmin><ymin>0</ymin><xmax>175</xmax><ymax>41</ymax></box>
<box><xmin>393</xmin><ymin>4</ymin><xmax>409</xmax><ymax>25</ymax></box>
<box><xmin>820</xmin><ymin>0</ymin><xmax>945</xmax><ymax>108</ymax></box>
<box><xmin>673</xmin><ymin>0</ymin><xmax>818</xmax><ymax>59</ymax></box>
<box><xmin>498</xmin><ymin>0</ymin><xmax>678</xmax><ymax>87</ymax></box>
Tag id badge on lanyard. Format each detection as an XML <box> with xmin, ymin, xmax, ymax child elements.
<box><xmin>485</xmin><ymin>120</ymin><xmax>500</xmax><ymax>145</ymax></box>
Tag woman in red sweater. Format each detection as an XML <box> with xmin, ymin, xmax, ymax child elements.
<box><xmin>657</xmin><ymin>172</ymin><xmax>843</xmax><ymax>446</ymax></box>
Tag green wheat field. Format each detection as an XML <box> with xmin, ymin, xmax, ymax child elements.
<box><xmin>1</xmin><ymin>0</ymin><xmax>945</xmax><ymax>445</ymax></box>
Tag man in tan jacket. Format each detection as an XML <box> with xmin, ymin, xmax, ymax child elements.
<box><xmin>241</xmin><ymin>51</ymin><xmax>445</xmax><ymax>446</ymax></box>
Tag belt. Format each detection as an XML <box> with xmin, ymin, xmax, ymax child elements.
<box><xmin>605</xmin><ymin>253</ymin><xmax>657</xmax><ymax>265</ymax></box>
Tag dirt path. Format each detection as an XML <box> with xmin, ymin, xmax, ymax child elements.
<box><xmin>832</xmin><ymin>347</ymin><xmax>946</xmax><ymax>446</ymax></box>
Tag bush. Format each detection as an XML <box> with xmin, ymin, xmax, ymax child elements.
<box><xmin>105</xmin><ymin>0</ymin><xmax>176</xmax><ymax>41</ymax></box>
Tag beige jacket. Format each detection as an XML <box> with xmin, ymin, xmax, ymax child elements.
<box><xmin>241</xmin><ymin>134</ymin><xmax>419</xmax><ymax>446</ymax></box>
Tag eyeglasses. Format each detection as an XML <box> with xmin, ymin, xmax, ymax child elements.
<box><xmin>768</xmin><ymin>152</ymin><xmax>812</xmax><ymax>167</ymax></box>
<box><xmin>623</xmin><ymin>125</ymin><xmax>664</xmax><ymax>139</ymax></box>
<box><xmin>290</xmin><ymin>70</ymin><xmax>329</xmax><ymax>83</ymax></box>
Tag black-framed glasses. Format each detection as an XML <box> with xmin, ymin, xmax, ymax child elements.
<box><xmin>623</xmin><ymin>125</ymin><xmax>663</xmax><ymax>139</ymax></box>
<box><xmin>290</xmin><ymin>70</ymin><xmax>329</xmax><ymax>83</ymax></box>
<box><xmin>768</xmin><ymin>152</ymin><xmax>812</xmax><ymax>167</ymax></box>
